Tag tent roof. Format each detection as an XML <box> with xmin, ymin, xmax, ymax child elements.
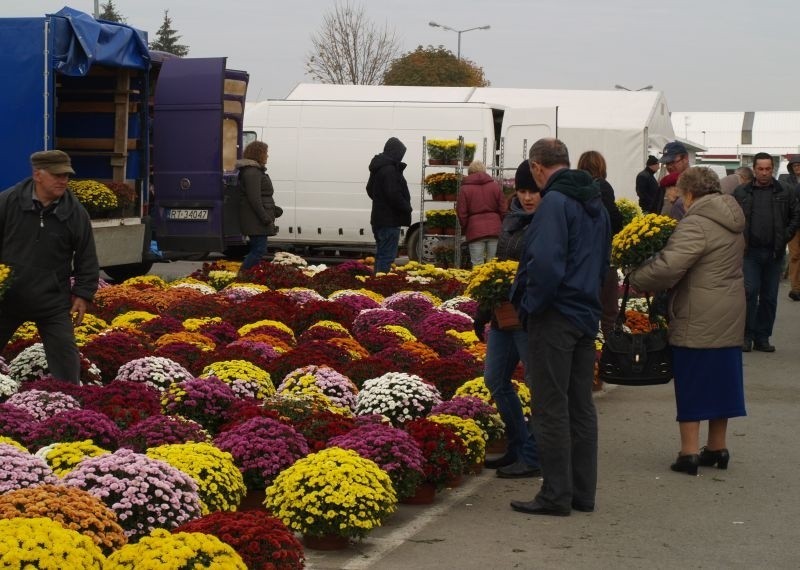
<box><xmin>671</xmin><ymin>111</ymin><xmax>800</xmax><ymax>154</ymax></box>
<box><xmin>285</xmin><ymin>84</ymin><xmax>670</xmax><ymax>131</ymax></box>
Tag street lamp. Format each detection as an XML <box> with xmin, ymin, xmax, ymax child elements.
<box><xmin>614</xmin><ymin>84</ymin><xmax>654</xmax><ymax>91</ymax></box>
<box><xmin>429</xmin><ymin>21</ymin><xmax>490</xmax><ymax>60</ymax></box>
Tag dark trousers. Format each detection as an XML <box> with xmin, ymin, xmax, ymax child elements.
<box><xmin>527</xmin><ymin>308</ymin><xmax>598</xmax><ymax>510</ymax></box>
<box><xmin>372</xmin><ymin>226</ymin><xmax>401</xmax><ymax>274</ymax></box>
<box><xmin>241</xmin><ymin>234</ymin><xmax>268</xmax><ymax>271</ymax></box>
<box><xmin>743</xmin><ymin>248</ymin><xmax>782</xmax><ymax>343</ymax></box>
<box><xmin>0</xmin><ymin>310</ymin><xmax>81</xmax><ymax>384</ymax></box>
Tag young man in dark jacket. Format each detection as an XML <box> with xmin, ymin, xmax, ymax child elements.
<box><xmin>509</xmin><ymin>138</ymin><xmax>611</xmax><ymax>517</ymax></box>
<box><xmin>733</xmin><ymin>152</ymin><xmax>800</xmax><ymax>351</ymax></box>
<box><xmin>366</xmin><ymin>137</ymin><xmax>412</xmax><ymax>274</ymax></box>
<box><xmin>635</xmin><ymin>155</ymin><xmax>661</xmax><ymax>213</ymax></box>
<box><xmin>0</xmin><ymin>150</ymin><xmax>99</xmax><ymax>384</ymax></box>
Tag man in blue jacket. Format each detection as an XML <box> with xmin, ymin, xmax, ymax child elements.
<box><xmin>0</xmin><ymin>150</ymin><xmax>99</xmax><ymax>384</ymax></box>
<box><xmin>510</xmin><ymin>138</ymin><xmax>611</xmax><ymax>517</ymax></box>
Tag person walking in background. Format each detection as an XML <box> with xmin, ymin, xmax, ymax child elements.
<box><xmin>720</xmin><ymin>166</ymin><xmax>753</xmax><ymax>195</ymax></box>
<box><xmin>474</xmin><ymin>159</ymin><xmax>542</xmax><ymax>479</ymax></box>
<box><xmin>510</xmin><ymin>138</ymin><xmax>610</xmax><ymax>517</ymax></box>
<box><xmin>660</xmin><ymin>141</ymin><xmax>691</xmax><ymax>220</ymax></box>
<box><xmin>366</xmin><ymin>137</ymin><xmax>412</xmax><ymax>274</ymax></box>
<box><xmin>457</xmin><ymin>160</ymin><xmax>507</xmax><ymax>267</ymax></box>
<box><xmin>733</xmin><ymin>152</ymin><xmax>800</xmax><ymax>351</ymax></box>
<box><xmin>635</xmin><ymin>154</ymin><xmax>661</xmax><ymax>213</ymax></box>
<box><xmin>577</xmin><ymin>151</ymin><xmax>623</xmax><ymax>339</ymax></box>
<box><xmin>778</xmin><ymin>155</ymin><xmax>800</xmax><ymax>300</ymax></box>
<box><xmin>630</xmin><ymin>167</ymin><xmax>746</xmax><ymax>475</ymax></box>
<box><xmin>236</xmin><ymin>140</ymin><xmax>279</xmax><ymax>274</ymax></box>
<box><xmin>0</xmin><ymin>150</ymin><xmax>99</xmax><ymax>384</ymax></box>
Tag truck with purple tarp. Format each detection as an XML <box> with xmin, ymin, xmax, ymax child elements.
<box><xmin>0</xmin><ymin>7</ymin><xmax>248</xmax><ymax>280</ymax></box>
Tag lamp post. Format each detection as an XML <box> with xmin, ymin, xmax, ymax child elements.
<box><xmin>614</xmin><ymin>84</ymin><xmax>654</xmax><ymax>91</ymax></box>
<box><xmin>429</xmin><ymin>21</ymin><xmax>490</xmax><ymax>60</ymax></box>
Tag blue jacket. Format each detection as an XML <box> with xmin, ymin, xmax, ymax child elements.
<box><xmin>512</xmin><ymin>168</ymin><xmax>611</xmax><ymax>337</ymax></box>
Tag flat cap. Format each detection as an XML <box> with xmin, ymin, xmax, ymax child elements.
<box><xmin>30</xmin><ymin>150</ymin><xmax>75</xmax><ymax>175</ymax></box>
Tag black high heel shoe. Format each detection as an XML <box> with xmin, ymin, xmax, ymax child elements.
<box><xmin>670</xmin><ymin>453</ymin><xmax>699</xmax><ymax>475</ymax></box>
<box><xmin>698</xmin><ymin>447</ymin><xmax>729</xmax><ymax>469</ymax></box>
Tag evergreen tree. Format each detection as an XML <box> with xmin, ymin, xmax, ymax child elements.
<box><xmin>149</xmin><ymin>10</ymin><xmax>189</xmax><ymax>56</ymax></box>
<box><xmin>98</xmin><ymin>0</ymin><xmax>126</xmax><ymax>23</ymax></box>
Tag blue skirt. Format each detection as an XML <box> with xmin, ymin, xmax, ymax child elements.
<box><xmin>672</xmin><ymin>346</ymin><xmax>746</xmax><ymax>422</ymax></box>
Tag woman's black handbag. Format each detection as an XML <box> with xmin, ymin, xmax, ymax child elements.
<box><xmin>598</xmin><ymin>277</ymin><xmax>672</xmax><ymax>386</ymax></box>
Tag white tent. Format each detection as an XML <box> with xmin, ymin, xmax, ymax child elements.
<box><xmin>671</xmin><ymin>111</ymin><xmax>800</xmax><ymax>167</ymax></box>
<box><xmin>285</xmin><ymin>84</ymin><xmax>676</xmax><ymax>199</ymax></box>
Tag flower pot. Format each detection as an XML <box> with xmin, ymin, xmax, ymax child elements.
<box><xmin>443</xmin><ymin>193</ymin><xmax>457</xmax><ymax>202</ymax></box>
<box><xmin>442</xmin><ymin>227</ymin><xmax>456</xmax><ymax>235</ymax></box>
<box><xmin>445</xmin><ymin>473</ymin><xmax>463</xmax><ymax>488</ymax></box>
<box><xmin>238</xmin><ymin>489</ymin><xmax>267</xmax><ymax>511</ymax></box>
<box><xmin>468</xmin><ymin>462</ymin><xmax>484</xmax><ymax>475</ymax></box>
<box><xmin>486</xmin><ymin>437</ymin><xmax>508</xmax><ymax>455</ymax></box>
<box><xmin>428</xmin><ymin>159</ymin><xmax>445</xmax><ymax>165</ymax></box>
<box><xmin>426</xmin><ymin>226</ymin><xmax>444</xmax><ymax>235</ymax></box>
<box><xmin>303</xmin><ymin>533</ymin><xmax>350</xmax><ymax>551</ymax></box>
<box><xmin>400</xmin><ymin>482</ymin><xmax>437</xmax><ymax>505</ymax></box>
<box><xmin>494</xmin><ymin>302</ymin><xmax>521</xmax><ymax>331</ymax></box>
<box><xmin>447</xmin><ymin>159</ymin><xmax>459</xmax><ymax>165</ymax></box>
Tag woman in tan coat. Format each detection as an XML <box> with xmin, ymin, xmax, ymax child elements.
<box><xmin>629</xmin><ymin>167</ymin><xmax>747</xmax><ymax>475</ymax></box>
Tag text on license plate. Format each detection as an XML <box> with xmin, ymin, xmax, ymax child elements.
<box><xmin>167</xmin><ymin>209</ymin><xmax>209</xmax><ymax>221</ymax></box>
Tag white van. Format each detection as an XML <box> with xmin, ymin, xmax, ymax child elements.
<box><xmin>243</xmin><ymin>99</ymin><xmax>555</xmax><ymax>259</ymax></box>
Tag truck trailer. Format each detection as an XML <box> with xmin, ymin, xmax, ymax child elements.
<box><xmin>0</xmin><ymin>7</ymin><xmax>248</xmax><ymax>280</ymax></box>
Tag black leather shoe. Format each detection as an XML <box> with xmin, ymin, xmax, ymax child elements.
<box><xmin>789</xmin><ymin>291</ymin><xmax>800</xmax><ymax>301</ymax></box>
<box><xmin>571</xmin><ymin>502</ymin><xmax>595</xmax><ymax>513</ymax></box>
<box><xmin>484</xmin><ymin>454</ymin><xmax>516</xmax><ymax>469</ymax></box>
<box><xmin>698</xmin><ymin>447</ymin><xmax>729</xmax><ymax>469</ymax></box>
<box><xmin>670</xmin><ymin>453</ymin><xmax>699</xmax><ymax>475</ymax></box>
<box><xmin>497</xmin><ymin>462</ymin><xmax>542</xmax><ymax>479</ymax></box>
<box><xmin>510</xmin><ymin>500</ymin><xmax>570</xmax><ymax>516</ymax></box>
<box><xmin>742</xmin><ymin>339</ymin><xmax>752</xmax><ymax>352</ymax></box>
<box><xmin>753</xmin><ymin>342</ymin><xmax>775</xmax><ymax>352</ymax></box>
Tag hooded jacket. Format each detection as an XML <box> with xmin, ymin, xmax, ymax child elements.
<box><xmin>629</xmin><ymin>193</ymin><xmax>745</xmax><ymax>348</ymax></box>
<box><xmin>456</xmin><ymin>171</ymin><xmax>507</xmax><ymax>242</ymax></box>
<box><xmin>366</xmin><ymin>138</ymin><xmax>412</xmax><ymax>228</ymax></box>
<box><xmin>0</xmin><ymin>177</ymin><xmax>98</xmax><ymax>317</ymax></box>
<box><xmin>512</xmin><ymin>168</ymin><xmax>611</xmax><ymax>336</ymax></box>
<box><xmin>236</xmin><ymin>158</ymin><xmax>278</xmax><ymax>236</ymax></box>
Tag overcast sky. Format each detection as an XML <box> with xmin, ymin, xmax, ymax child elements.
<box><xmin>6</xmin><ymin>0</ymin><xmax>798</xmax><ymax>111</ymax></box>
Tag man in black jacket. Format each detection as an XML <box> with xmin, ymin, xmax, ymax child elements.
<box><xmin>0</xmin><ymin>150</ymin><xmax>99</xmax><ymax>383</ymax></box>
<box><xmin>778</xmin><ymin>155</ymin><xmax>800</xmax><ymax>299</ymax></box>
<box><xmin>635</xmin><ymin>155</ymin><xmax>660</xmax><ymax>213</ymax></box>
<box><xmin>733</xmin><ymin>152</ymin><xmax>800</xmax><ymax>352</ymax></box>
<box><xmin>366</xmin><ymin>137</ymin><xmax>412</xmax><ymax>274</ymax></box>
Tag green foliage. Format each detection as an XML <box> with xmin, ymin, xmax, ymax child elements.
<box><xmin>98</xmin><ymin>0</ymin><xmax>126</xmax><ymax>23</ymax></box>
<box><xmin>383</xmin><ymin>45</ymin><xmax>490</xmax><ymax>87</ymax></box>
<box><xmin>149</xmin><ymin>10</ymin><xmax>189</xmax><ymax>57</ymax></box>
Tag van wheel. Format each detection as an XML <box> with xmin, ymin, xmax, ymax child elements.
<box><xmin>103</xmin><ymin>261</ymin><xmax>154</xmax><ymax>283</ymax></box>
<box><xmin>406</xmin><ymin>228</ymin><xmax>420</xmax><ymax>261</ymax></box>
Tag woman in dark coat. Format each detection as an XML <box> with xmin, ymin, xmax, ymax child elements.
<box><xmin>236</xmin><ymin>141</ymin><xmax>279</xmax><ymax>273</ymax></box>
<box><xmin>577</xmin><ymin>151</ymin><xmax>624</xmax><ymax>339</ymax></box>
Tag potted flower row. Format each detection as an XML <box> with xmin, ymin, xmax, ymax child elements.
<box><xmin>426</xmin><ymin>139</ymin><xmax>477</xmax><ymax>165</ymax></box>
<box><xmin>425</xmin><ymin>209</ymin><xmax>457</xmax><ymax>235</ymax></box>
<box><xmin>424</xmin><ymin>172</ymin><xmax>459</xmax><ymax>201</ymax></box>
<box><xmin>67</xmin><ymin>179</ymin><xmax>139</xmax><ymax>219</ymax></box>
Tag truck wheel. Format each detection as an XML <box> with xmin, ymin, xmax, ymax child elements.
<box><xmin>406</xmin><ymin>228</ymin><xmax>420</xmax><ymax>261</ymax></box>
<box><xmin>103</xmin><ymin>261</ymin><xmax>154</xmax><ymax>283</ymax></box>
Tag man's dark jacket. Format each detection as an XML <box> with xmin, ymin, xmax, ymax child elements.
<box><xmin>512</xmin><ymin>168</ymin><xmax>611</xmax><ymax>337</ymax></box>
<box><xmin>635</xmin><ymin>167</ymin><xmax>660</xmax><ymax>213</ymax></box>
<box><xmin>733</xmin><ymin>178</ymin><xmax>800</xmax><ymax>258</ymax></box>
<box><xmin>0</xmin><ymin>178</ymin><xmax>99</xmax><ymax>317</ymax></box>
<box><xmin>366</xmin><ymin>137</ymin><xmax>412</xmax><ymax>228</ymax></box>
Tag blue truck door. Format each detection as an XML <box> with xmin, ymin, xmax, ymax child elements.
<box><xmin>152</xmin><ymin>57</ymin><xmax>231</xmax><ymax>252</ymax></box>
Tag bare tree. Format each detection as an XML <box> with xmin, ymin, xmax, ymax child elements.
<box><xmin>305</xmin><ymin>2</ymin><xmax>402</xmax><ymax>85</ymax></box>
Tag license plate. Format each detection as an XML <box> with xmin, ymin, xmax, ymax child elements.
<box><xmin>167</xmin><ymin>209</ymin><xmax>209</xmax><ymax>221</ymax></box>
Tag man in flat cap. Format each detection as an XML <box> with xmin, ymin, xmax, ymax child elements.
<box><xmin>0</xmin><ymin>150</ymin><xmax>99</xmax><ymax>384</ymax></box>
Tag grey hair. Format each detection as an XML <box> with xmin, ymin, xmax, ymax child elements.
<box><xmin>735</xmin><ymin>166</ymin><xmax>753</xmax><ymax>182</ymax></box>
<box><xmin>677</xmin><ymin>166</ymin><xmax>721</xmax><ymax>198</ymax></box>
<box><xmin>529</xmin><ymin>138</ymin><xmax>570</xmax><ymax>168</ymax></box>
<box><xmin>467</xmin><ymin>160</ymin><xmax>486</xmax><ymax>175</ymax></box>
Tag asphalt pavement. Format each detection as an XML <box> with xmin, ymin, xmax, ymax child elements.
<box><xmin>146</xmin><ymin>262</ymin><xmax>800</xmax><ymax>569</ymax></box>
